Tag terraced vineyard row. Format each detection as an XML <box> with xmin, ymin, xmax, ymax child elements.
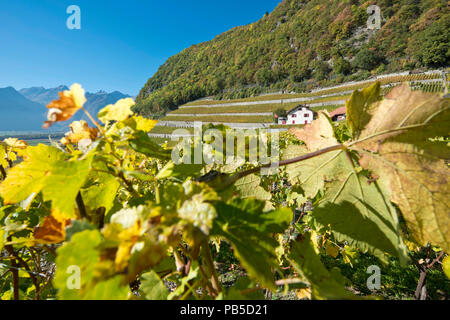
<box><xmin>182</xmin><ymin>72</ymin><xmax>444</xmax><ymax>107</ymax></box>
<box><xmin>161</xmin><ymin>115</ymin><xmax>275</xmax><ymax>123</ymax></box>
<box><xmin>410</xmin><ymin>81</ymin><xmax>448</xmax><ymax>93</ymax></box>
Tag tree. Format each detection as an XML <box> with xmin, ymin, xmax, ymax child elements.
<box><xmin>352</xmin><ymin>47</ymin><xmax>381</xmax><ymax>71</ymax></box>
<box><xmin>312</xmin><ymin>61</ymin><xmax>331</xmax><ymax>81</ymax></box>
<box><xmin>333</xmin><ymin>57</ymin><xmax>351</xmax><ymax>75</ymax></box>
<box><xmin>411</xmin><ymin>18</ymin><xmax>450</xmax><ymax>67</ymax></box>
<box><xmin>274</xmin><ymin>108</ymin><xmax>287</xmax><ymax>119</ymax></box>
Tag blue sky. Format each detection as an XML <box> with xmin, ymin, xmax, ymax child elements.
<box><xmin>0</xmin><ymin>0</ymin><xmax>280</xmax><ymax>96</ymax></box>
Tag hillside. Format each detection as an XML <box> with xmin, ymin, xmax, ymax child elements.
<box><xmin>135</xmin><ymin>0</ymin><xmax>449</xmax><ymax>116</ymax></box>
<box><xmin>148</xmin><ymin>70</ymin><xmax>448</xmax><ymax>141</ymax></box>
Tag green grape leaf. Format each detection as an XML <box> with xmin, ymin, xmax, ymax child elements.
<box><xmin>346</xmin><ymin>82</ymin><xmax>382</xmax><ymax>139</ymax></box>
<box><xmin>234</xmin><ymin>174</ymin><xmax>271</xmax><ymax>202</ymax></box>
<box><xmin>156</xmin><ymin>161</ymin><xmax>203</xmax><ymax>180</ymax></box>
<box><xmin>84</xmin><ymin>276</ymin><xmax>129</xmax><ymax>300</ymax></box>
<box><xmin>81</xmin><ymin>161</ymin><xmax>120</xmax><ymax>215</ymax></box>
<box><xmin>140</xmin><ymin>270</ymin><xmax>169</xmax><ymax>300</ymax></box>
<box><xmin>288</xmin><ymin>233</ymin><xmax>362</xmax><ymax>300</ymax></box>
<box><xmin>211</xmin><ymin>199</ymin><xmax>292</xmax><ymax>289</ymax></box>
<box><xmin>129</xmin><ymin>131</ymin><xmax>172</xmax><ymax>160</ymax></box>
<box><xmin>65</xmin><ymin>220</ymin><xmax>96</xmax><ymax>241</ymax></box>
<box><xmin>352</xmin><ymin>84</ymin><xmax>450</xmax><ymax>251</ymax></box>
<box><xmin>283</xmin><ymin>144</ymin><xmax>344</xmax><ymax>199</ymax></box>
<box><xmin>285</xmin><ymin>106</ymin><xmax>409</xmax><ymax>263</ymax></box>
<box><xmin>53</xmin><ymin>230</ymin><xmax>102</xmax><ymax>299</ymax></box>
<box><xmin>224</xmin><ymin>277</ymin><xmax>265</xmax><ymax>300</ymax></box>
<box><xmin>283</xmin><ymin>113</ymin><xmax>343</xmax><ymax>199</ymax></box>
<box><xmin>0</xmin><ymin>145</ymin><xmax>93</xmax><ymax>218</ymax></box>
<box><xmin>54</xmin><ymin>229</ymin><xmax>130</xmax><ymax>299</ymax></box>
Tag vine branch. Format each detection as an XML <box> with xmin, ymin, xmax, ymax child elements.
<box><xmin>220</xmin><ymin>144</ymin><xmax>344</xmax><ymax>189</ymax></box>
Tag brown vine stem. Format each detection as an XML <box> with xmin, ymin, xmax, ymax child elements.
<box><xmin>5</xmin><ymin>236</ymin><xmax>19</xmax><ymax>300</ymax></box>
<box><xmin>201</xmin><ymin>240</ymin><xmax>221</xmax><ymax>297</ymax></box>
<box><xmin>117</xmin><ymin>170</ymin><xmax>140</xmax><ymax>198</ymax></box>
<box><xmin>76</xmin><ymin>192</ymin><xmax>88</xmax><ymax>219</ymax></box>
<box><xmin>81</xmin><ymin>106</ymin><xmax>105</xmax><ymax>136</ymax></box>
<box><xmin>414</xmin><ymin>249</ymin><xmax>446</xmax><ymax>300</ymax></box>
<box><xmin>0</xmin><ymin>164</ymin><xmax>6</xmax><ymax>180</ymax></box>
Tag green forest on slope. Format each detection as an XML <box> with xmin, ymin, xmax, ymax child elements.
<box><xmin>134</xmin><ymin>0</ymin><xmax>450</xmax><ymax>116</ymax></box>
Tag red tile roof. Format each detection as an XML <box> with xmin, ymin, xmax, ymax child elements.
<box><xmin>329</xmin><ymin>106</ymin><xmax>347</xmax><ymax>118</ymax></box>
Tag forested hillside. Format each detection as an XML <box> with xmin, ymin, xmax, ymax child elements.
<box><xmin>135</xmin><ymin>0</ymin><xmax>449</xmax><ymax>116</ymax></box>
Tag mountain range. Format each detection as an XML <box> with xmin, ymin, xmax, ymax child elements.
<box><xmin>0</xmin><ymin>86</ymin><xmax>130</xmax><ymax>131</ymax></box>
<box><xmin>134</xmin><ymin>0</ymin><xmax>449</xmax><ymax>116</ymax></box>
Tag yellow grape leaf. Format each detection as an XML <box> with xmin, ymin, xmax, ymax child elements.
<box><xmin>61</xmin><ymin>120</ymin><xmax>99</xmax><ymax>145</ymax></box>
<box><xmin>2</xmin><ymin>138</ymin><xmax>27</xmax><ymax>162</ymax></box>
<box><xmin>352</xmin><ymin>84</ymin><xmax>450</xmax><ymax>251</ymax></box>
<box><xmin>98</xmin><ymin>98</ymin><xmax>135</xmax><ymax>123</ymax></box>
<box><xmin>134</xmin><ymin>116</ymin><xmax>158</xmax><ymax>132</ymax></box>
<box><xmin>0</xmin><ymin>145</ymin><xmax>93</xmax><ymax>218</ymax></box>
<box><xmin>295</xmin><ymin>288</ymin><xmax>312</xmax><ymax>300</ymax></box>
<box><xmin>443</xmin><ymin>256</ymin><xmax>450</xmax><ymax>280</ymax></box>
<box><xmin>34</xmin><ymin>214</ymin><xmax>70</xmax><ymax>244</ymax></box>
<box><xmin>289</xmin><ymin>112</ymin><xmax>338</xmax><ymax>152</ymax></box>
<box><xmin>115</xmin><ymin>220</ymin><xmax>143</xmax><ymax>272</ymax></box>
<box><xmin>0</xmin><ymin>143</ymin><xmax>7</xmax><ymax>168</ymax></box>
<box><xmin>3</xmin><ymin>138</ymin><xmax>28</xmax><ymax>150</ymax></box>
<box><xmin>325</xmin><ymin>242</ymin><xmax>340</xmax><ymax>258</ymax></box>
<box><xmin>43</xmin><ymin>83</ymin><xmax>86</xmax><ymax>128</ymax></box>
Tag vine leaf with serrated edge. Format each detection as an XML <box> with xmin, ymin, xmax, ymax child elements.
<box><xmin>285</xmin><ymin>110</ymin><xmax>409</xmax><ymax>264</ymax></box>
<box><xmin>0</xmin><ymin>144</ymin><xmax>94</xmax><ymax>219</ymax></box>
<box><xmin>349</xmin><ymin>84</ymin><xmax>449</xmax><ymax>252</ymax></box>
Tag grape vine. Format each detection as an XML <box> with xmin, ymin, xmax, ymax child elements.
<box><xmin>0</xmin><ymin>82</ymin><xmax>448</xmax><ymax>300</ymax></box>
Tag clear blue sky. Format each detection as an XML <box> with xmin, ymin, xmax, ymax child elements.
<box><xmin>0</xmin><ymin>0</ymin><xmax>280</xmax><ymax>96</ymax></box>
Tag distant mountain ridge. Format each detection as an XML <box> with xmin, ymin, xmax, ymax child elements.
<box><xmin>19</xmin><ymin>85</ymin><xmax>69</xmax><ymax>106</ymax></box>
<box><xmin>0</xmin><ymin>87</ymin><xmax>47</xmax><ymax>131</ymax></box>
<box><xmin>0</xmin><ymin>86</ymin><xmax>130</xmax><ymax>131</ymax></box>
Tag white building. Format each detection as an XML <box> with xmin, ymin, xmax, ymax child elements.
<box><xmin>277</xmin><ymin>105</ymin><xmax>315</xmax><ymax>125</ymax></box>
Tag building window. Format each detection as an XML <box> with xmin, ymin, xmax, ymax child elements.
<box><xmin>305</xmin><ymin>114</ymin><xmax>309</xmax><ymax>117</ymax></box>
